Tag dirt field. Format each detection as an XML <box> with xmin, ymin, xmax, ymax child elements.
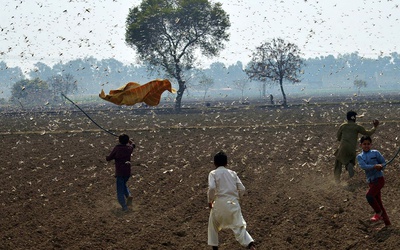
<box><xmin>1</xmin><ymin>97</ymin><xmax>400</xmax><ymax>250</ymax></box>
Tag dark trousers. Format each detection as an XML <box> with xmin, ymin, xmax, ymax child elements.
<box><xmin>366</xmin><ymin>177</ymin><xmax>391</xmax><ymax>225</ymax></box>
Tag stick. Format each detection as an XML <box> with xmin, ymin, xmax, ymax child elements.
<box><xmin>61</xmin><ymin>93</ymin><xmax>118</xmax><ymax>137</ymax></box>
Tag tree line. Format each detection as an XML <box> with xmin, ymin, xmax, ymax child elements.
<box><xmin>1</xmin><ymin>51</ymin><xmax>398</xmax><ymax>107</ymax></box>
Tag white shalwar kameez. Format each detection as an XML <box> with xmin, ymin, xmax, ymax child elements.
<box><xmin>207</xmin><ymin>166</ymin><xmax>254</xmax><ymax>247</ymax></box>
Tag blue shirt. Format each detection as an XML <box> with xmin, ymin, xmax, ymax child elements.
<box><xmin>357</xmin><ymin>149</ymin><xmax>386</xmax><ymax>183</ymax></box>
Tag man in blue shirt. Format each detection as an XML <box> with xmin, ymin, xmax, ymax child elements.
<box><xmin>357</xmin><ymin>135</ymin><xmax>391</xmax><ymax>226</ymax></box>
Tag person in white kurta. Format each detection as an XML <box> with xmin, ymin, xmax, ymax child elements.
<box><xmin>207</xmin><ymin>151</ymin><xmax>255</xmax><ymax>250</ymax></box>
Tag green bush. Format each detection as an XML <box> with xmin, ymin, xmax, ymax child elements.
<box><xmin>10</xmin><ymin>78</ymin><xmax>51</xmax><ymax>107</ymax></box>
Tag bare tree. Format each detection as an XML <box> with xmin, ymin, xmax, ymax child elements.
<box><xmin>246</xmin><ymin>38</ymin><xmax>304</xmax><ymax>107</ymax></box>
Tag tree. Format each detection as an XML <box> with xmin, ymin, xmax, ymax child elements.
<box><xmin>192</xmin><ymin>73</ymin><xmax>214</xmax><ymax>101</ymax></box>
<box><xmin>52</xmin><ymin>57</ymin><xmax>97</xmax><ymax>94</ymax></box>
<box><xmin>29</xmin><ymin>62</ymin><xmax>53</xmax><ymax>80</ymax></box>
<box><xmin>246</xmin><ymin>38</ymin><xmax>304</xmax><ymax>107</ymax></box>
<box><xmin>233</xmin><ymin>78</ymin><xmax>248</xmax><ymax>101</ymax></box>
<box><xmin>0</xmin><ymin>61</ymin><xmax>24</xmax><ymax>98</ymax></box>
<box><xmin>354</xmin><ymin>79</ymin><xmax>367</xmax><ymax>95</ymax></box>
<box><xmin>47</xmin><ymin>73</ymin><xmax>78</xmax><ymax>103</ymax></box>
<box><xmin>10</xmin><ymin>78</ymin><xmax>50</xmax><ymax>107</ymax></box>
<box><xmin>125</xmin><ymin>0</ymin><xmax>230</xmax><ymax>111</ymax></box>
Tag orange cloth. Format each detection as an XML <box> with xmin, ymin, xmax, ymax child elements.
<box><xmin>99</xmin><ymin>79</ymin><xmax>176</xmax><ymax>106</ymax></box>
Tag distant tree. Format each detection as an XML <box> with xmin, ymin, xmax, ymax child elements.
<box><xmin>0</xmin><ymin>61</ymin><xmax>24</xmax><ymax>98</ymax></box>
<box><xmin>194</xmin><ymin>73</ymin><xmax>214</xmax><ymax>101</ymax></box>
<box><xmin>354</xmin><ymin>79</ymin><xmax>367</xmax><ymax>95</ymax></box>
<box><xmin>233</xmin><ymin>78</ymin><xmax>248</xmax><ymax>101</ymax></box>
<box><xmin>52</xmin><ymin>57</ymin><xmax>97</xmax><ymax>94</ymax></box>
<box><xmin>0</xmin><ymin>97</ymin><xmax>6</xmax><ymax>105</ymax></box>
<box><xmin>97</xmin><ymin>58</ymin><xmax>131</xmax><ymax>87</ymax></box>
<box><xmin>246</xmin><ymin>38</ymin><xmax>304</xmax><ymax>107</ymax></box>
<box><xmin>226</xmin><ymin>61</ymin><xmax>247</xmax><ymax>81</ymax></box>
<box><xmin>47</xmin><ymin>74</ymin><xmax>78</xmax><ymax>103</ymax></box>
<box><xmin>10</xmin><ymin>78</ymin><xmax>50</xmax><ymax>107</ymax></box>
<box><xmin>125</xmin><ymin>0</ymin><xmax>230</xmax><ymax>111</ymax></box>
<box><xmin>29</xmin><ymin>62</ymin><xmax>53</xmax><ymax>80</ymax></box>
<box><xmin>204</xmin><ymin>62</ymin><xmax>228</xmax><ymax>88</ymax></box>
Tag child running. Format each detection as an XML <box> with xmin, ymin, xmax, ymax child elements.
<box><xmin>207</xmin><ymin>151</ymin><xmax>256</xmax><ymax>250</ymax></box>
<box><xmin>357</xmin><ymin>135</ymin><xmax>391</xmax><ymax>226</ymax></box>
<box><xmin>106</xmin><ymin>133</ymin><xmax>136</xmax><ymax>211</ymax></box>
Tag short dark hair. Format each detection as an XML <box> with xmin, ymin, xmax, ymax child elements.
<box><xmin>119</xmin><ymin>133</ymin><xmax>130</xmax><ymax>144</ymax></box>
<box><xmin>360</xmin><ymin>135</ymin><xmax>372</xmax><ymax>144</ymax></box>
<box><xmin>214</xmin><ymin>151</ymin><xmax>228</xmax><ymax>166</ymax></box>
<box><xmin>346</xmin><ymin>111</ymin><xmax>357</xmax><ymax>121</ymax></box>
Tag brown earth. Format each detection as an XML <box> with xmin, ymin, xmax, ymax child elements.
<box><xmin>1</xmin><ymin>97</ymin><xmax>400</xmax><ymax>250</ymax></box>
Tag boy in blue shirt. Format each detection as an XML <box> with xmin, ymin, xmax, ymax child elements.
<box><xmin>357</xmin><ymin>135</ymin><xmax>391</xmax><ymax>226</ymax></box>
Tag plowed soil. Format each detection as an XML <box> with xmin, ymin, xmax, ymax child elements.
<box><xmin>1</xmin><ymin>98</ymin><xmax>400</xmax><ymax>250</ymax></box>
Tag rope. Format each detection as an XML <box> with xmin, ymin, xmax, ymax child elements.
<box><xmin>61</xmin><ymin>93</ymin><xmax>118</xmax><ymax>137</ymax></box>
<box><xmin>387</xmin><ymin>146</ymin><xmax>400</xmax><ymax>165</ymax></box>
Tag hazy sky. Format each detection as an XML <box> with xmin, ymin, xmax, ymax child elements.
<box><xmin>1</xmin><ymin>0</ymin><xmax>399</xmax><ymax>73</ymax></box>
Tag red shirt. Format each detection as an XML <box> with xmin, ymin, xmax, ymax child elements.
<box><xmin>106</xmin><ymin>143</ymin><xmax>135</xmax><ymax>177</ymax></box>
